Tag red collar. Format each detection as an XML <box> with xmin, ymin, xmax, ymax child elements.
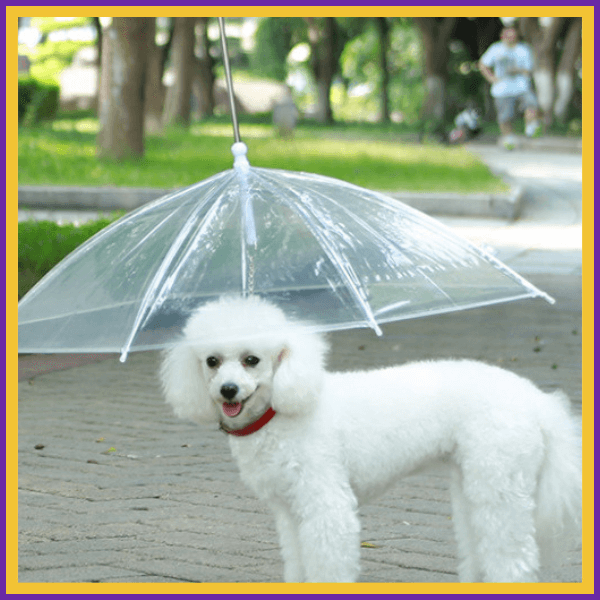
<box><xmin>224</xmin><ymin>407</ymin><xmax>277</xmax><ymax>437</ymax></box>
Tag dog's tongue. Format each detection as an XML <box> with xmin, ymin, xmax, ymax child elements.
<box><xmin>223</xmin><ymin>402</ymin><xmax>242</xmax><ymax>418</ymax></box>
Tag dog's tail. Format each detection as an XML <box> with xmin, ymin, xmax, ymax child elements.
<box><xmin>535</xmin><ymin>391</ymin><xmax>582</xmax><ymax>566</ymax></box>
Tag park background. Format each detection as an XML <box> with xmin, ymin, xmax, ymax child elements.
<box><xmin>14</xmin><ymin>13</ymin><xmax>584</xmax><ymax>297</ymax></box>
<box><xmin>8</xmin><ymin>7</ymin><xmax>591</xmax><ymax>593</ymax></box>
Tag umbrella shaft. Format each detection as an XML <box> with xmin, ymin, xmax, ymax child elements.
<box><xmin>218</xmin><ymin>17</ymin><xmax>241</xmax><ymax>144</ymax></box>
<box><xmin>245</xmin><ymin>253</ymin><xmax>255</xmax><ymax>296</ymax></box>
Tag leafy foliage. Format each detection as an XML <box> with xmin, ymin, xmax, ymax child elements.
<box><xmin>30</xmin><ymin>16</ymin><xmax>91</xmax><ymax>36</ymax></box>
<box><xmin>18</xmin><ymin>77</ymin><xmax>60</xmax><ymax>124</ymax></box>
<box><xmin>337</xmin><ymin>19</ymin><xmax>424</xmax><ymax>123</ymax></box>
<box><xmin>20</xmin><ymin>18</ymin><xmax>95</xmax><ymax>85</ymax></box>
<box><xmin>251</xmin><ymin>17</ymin><xmax>301</xmax><ymax>80</ymax></box>
<box><xmin>445</xmin><ymin>39</ymin><xmax>486</xmax><ymax>114</ymax></box>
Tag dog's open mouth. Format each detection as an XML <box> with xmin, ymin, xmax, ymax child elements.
<box><xmin>222</xmin><ymin>401</ymin><xmax>243</xmax><ymax>418</ymax></box>
<box><xmin>221</xmin><ymin>388</ymin><xmax>257</xmax><ymax>418</ymax></box>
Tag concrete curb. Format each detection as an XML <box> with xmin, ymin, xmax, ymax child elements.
<box><xmin>383</xmin><ymin>186</ymin><xmax>523</xmax><ymax>220</ymax></box>
<box><xmin>467</xmin><ymin>136</ymin><xmax>582</xmax><ymax>154</ymax></box>
<box><xmin>18</xmin><ymin>186</ymin><xmax>175</xmax><ymax>213</ymax></box>
<box><xmin>18</xmin><ymin>185</ymin><xmax>524</xmax><ymax>220</ymax></box>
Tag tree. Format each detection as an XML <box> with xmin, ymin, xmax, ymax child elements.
<box><xmin>337</xmin><ymin>17</ymin><xmax>404</xmax><ymax>123</ymax></box>
<box><xmin>386</xmin><ymin>19</ymin><xmax>426</xmax><ymax>124</ymax></box>
<box><xmin>520</xmin><ymin>17</ymin><xmax>564</xmax><ymax>126</ymax></box>
<box><xmin>413</xmin><ymin>17</ymin><xmax>456</xmax><ymax>124</ymax></box>
<box><xmin>97</xmin><ymin>17</ymin><xmax>151</xmax><ymax>160</ymax></box>
<box><xmin>304</xmin><ymin>17</ymin><xmax>339</xmax><ymax>123</ymax></box>
<box><xmin>520</xmin><ymin>17</ymin><xmax>582</xmax><ymax>126</ymax></box>
<box><xmin>251</xmin><ymin>17</ymin><xmax>300</xmax><ymax>80</ymax></box>
<box><xmin>192</xmin><ymin>17</ymin><xmax>215</xmax><ymax>120</ymax></box>
<box><xmin>91</xmin><ymin>17</ymin><xmax>103</xmax><ymax>69</ymax></box>
<box><xmin>553</xmin><ymin>17</ymin><xmax>582</xmax><ymax>123</ymax></box>
<box><xmin>145</xmin><ymin>18</ymin><xmax>166</xmax><ymax>134</ymax></box>
<box><xmin>374</xmin><ymin>17</ymin><xmax>391</xmax><ymax>123</ymax></box>
<box><xmin>250</xmin><ymin>17</ymin><xmax>358</xmax><ymax>124</ymax></box>
<box><xmin>163</xmin><ymin>17</ymin><xmax>195</xmax><ymax>128</ymax></box>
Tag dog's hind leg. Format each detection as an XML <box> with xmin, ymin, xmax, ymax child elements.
<box><xmin>449</xmin><ymin>467</ymin><xmax>481</xmax><ymax>582</ymax></box>
<box><xmin>459</xmin><ymin>457</ymin><xmax>542</xmax><ymax>582</ymax></box>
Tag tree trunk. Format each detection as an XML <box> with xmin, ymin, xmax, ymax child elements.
<box><xmin>144</xmin><ymin>18</ymin><xmax>166</xmax><ymax>134</ymax></box>
<box><xmin>305</xmin><ymin>17</ymin><xmax>337</xmax><ymax>124</ymax></box>
<box><xmin>375</xmin><ymin>17</ymin><xmax>390</xmax><ymax>123</ymax></box>
<box><xmin>423</xmin><ymin>75</ymin><xmax>446</xmax><ymax>121</ymax></box>
<box><xmin>554</xmin><ymin>17</ymin><xmax>582</xmax><ymax>122</ymax></box>
<box><xmin>191</xmin><ymin>17</ymin><xmax>215</xmax><ymax>120</ymax></box>
<box><xmin>520</xmin><ymin>17</ymin><xmax>565</xmax><ymax>126</ymax></box>
<box><xmin>414</xmin><ymin>17</ymin><xmax>456</xmax><ymax>124</ymax></box>
<box><xmin>92</xmin><ymin>17</ymin><xmax>103</xmax><ymax>69</ymax></box>
<box><xmin>163</xmin><ymin>17</ymin><xmax>195</xmax><ymax>128</ymax></box>
<box><xmin>97</xmin><ymin>17</ymin><xmax>151</xmax><ymax>160</ymax></box>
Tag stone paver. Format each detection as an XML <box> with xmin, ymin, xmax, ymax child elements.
<box><xmin>16</xmin><ymin>274</ymin><xmax>583</xmax><ymax>585</ymax></box>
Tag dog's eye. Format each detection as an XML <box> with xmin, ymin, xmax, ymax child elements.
<box><xmin>206</xmin><ymin>356</ymin><xmax>220</xmax><ymax>368</ymax></box>
<box><xmin>243</xmin><ymin>355</ymin><xmax>260</xmax><ymax>367</ymax></box>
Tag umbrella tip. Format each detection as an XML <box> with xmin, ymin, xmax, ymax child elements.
<box><xmin>232</xmin><ymin>142</ymin><xmax>250</xmax><ymax>172</ymax></box>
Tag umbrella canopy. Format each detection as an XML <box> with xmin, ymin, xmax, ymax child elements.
<box><xmin>18</xmin><ymin>141</ymin><xmax>553</xmax><ymax>362</ymax></box>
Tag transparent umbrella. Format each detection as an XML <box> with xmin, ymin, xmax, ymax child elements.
<box><xmin>18</xmin><ymin>19</ymin><xmax>553</xmax><ymax>362</ymax></box>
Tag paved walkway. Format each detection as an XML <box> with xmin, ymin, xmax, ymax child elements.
<box><xmin>15</xmin><ymin>143</ymin><xmax>586</xmax><ymax>587</ymax></box>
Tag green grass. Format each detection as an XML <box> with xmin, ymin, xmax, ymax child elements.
<box><xmin>18</xmin><ymin>114</ymin><xmax>508</xmax><ymax>193</ymax></box>
<box><xmin>18</xmin><ymin>214</ymin><xmax>123</xmax><ymax>298</ymax></box>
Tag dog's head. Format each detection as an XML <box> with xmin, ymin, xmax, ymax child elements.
<box><xmin>160</xmin><ymin>296</ymin><xmax>328</xmax><ymax>432</ymax></box>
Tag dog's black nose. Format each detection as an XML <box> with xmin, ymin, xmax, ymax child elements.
<box><xmin>220</xmin><ymin>383</ymin><xmax>239</xmax><ymax>400</ymax></box>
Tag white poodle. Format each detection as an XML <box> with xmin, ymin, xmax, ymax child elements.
<box><xmin>161</xmin><ymin>296</ymin><xmax>581</xmax><ymax>583</ymax></box>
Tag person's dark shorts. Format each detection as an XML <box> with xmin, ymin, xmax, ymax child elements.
<box><xmin>494</xmin><ymin>90</ymin><xmax>538</xmax><ymax>123</ymax></box>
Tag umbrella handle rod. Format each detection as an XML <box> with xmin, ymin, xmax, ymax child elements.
<box><xmin>218</xmin><ymin>17</ymin><xmax>241</xmax><ymax>144</ymax></box>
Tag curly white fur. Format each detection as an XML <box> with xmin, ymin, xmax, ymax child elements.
<box><xmin>161</xmin><ymin>296</ymin><xmax>582</xmax><ymax>583</ymax></box>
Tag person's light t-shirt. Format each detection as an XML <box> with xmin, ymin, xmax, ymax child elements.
<box><xmin>480</xmin><ymin>41</ymin><xmax>534</xmax><ymax>98</ymax></box>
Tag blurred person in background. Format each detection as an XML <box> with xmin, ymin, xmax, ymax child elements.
<box><xmin>479</xmin><ymin>26</ymin><xmax>542</xmax><ymax>150</ymax></box>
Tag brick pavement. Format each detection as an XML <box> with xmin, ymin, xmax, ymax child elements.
<box><xmin>16</xmin><ymin>273</ymin><xmax>584</xmax><ymax>586</ymax></box>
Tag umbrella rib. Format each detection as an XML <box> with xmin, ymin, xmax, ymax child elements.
<box><xmin>118</xmin><ymin>219</ymin><xmax>199</xmax><ymax>362</ymax></box>
<box><xmin>150</xmin><ymin>191</ymin><xmax>236</xmax><ymax>304</ymax></box>
<box><xmin>119</xmin><ymin>175</ymin><xmax>236</xmax><ymax>362</ymax></box>
<box><xmin>302</xmin><ymin>185</ymin><xmax>458</xmax><ymax>303</ymax></box>
<box><xmin>113</xmin><ymin>176</ymin><xmax>235</xmax><ymax>262</ymax></box>
<box><xmin>118</xmin><ymin>208</ymin><xmax>182</xmax><ymax>265</ymax></box>
<box><xmin>261</xmin><ymin>174</ymin><xmax>382</xmax><ymax>335</ymax></box>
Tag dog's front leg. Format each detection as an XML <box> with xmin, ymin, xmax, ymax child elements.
<box><xmin>295</xmin><ymin>486</ymin><xmax>361</xmax><ymax>583</ymax></box>
<box><xmin>272</xmin><ymin>503</ymin><xmax>305</xmax><ymax>582</ymax></box>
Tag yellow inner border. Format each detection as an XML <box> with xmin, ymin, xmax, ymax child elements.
<box><xmin>7</xmin><ymin>6</ymin><xmax>594</xmax><ymax>595</ymax></box>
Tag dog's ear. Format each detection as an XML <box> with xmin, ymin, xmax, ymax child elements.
<box><xmin>160</xmin><ymin>343</ymin><xmax>219</xmax><ymax>424</ymax></box>
<box><xmin>271</xmin><ymin>328</ymin><xmax>328</xmax><ymax>416</ymax></box>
